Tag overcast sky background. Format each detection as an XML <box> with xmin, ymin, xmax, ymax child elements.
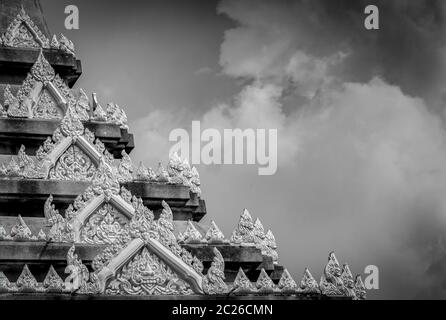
<box><xmin>38</xmin><ymin>0</ymin><xmax>446</xmax><ymax>299</ymax></box>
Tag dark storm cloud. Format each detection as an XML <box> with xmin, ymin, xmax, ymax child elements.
<box><xmin>215</xmin><ymin>0</ymin><xmax>446</xmax><ymax>299</ymax></box>
<box><xmin>219</xmin><ymin>0</ymin><xmax>446</xmax><ymax>108</ymax></box>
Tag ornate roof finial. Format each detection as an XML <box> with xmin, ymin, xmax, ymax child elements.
<box><xmin>178</xmin><ymin>220</ymin><xmax>205</xmax><ymax>244</ymax></box>
<box><xmin>156</xmin><ymin>163</ymin><xmax>170</xmax><ymax>182</ymax></box>
<box><xmin>255</xmin><ymin>269</ymin><xmax>275</xmax><ymax>293</ymax></box>
<box><xmin>232</xmin><ymin>268</ymin><xmax>256</xmax><ymax>294</ymax></box>
<box><xmin>117</xmin><ymin>150</ymin><xmax>134</xmax><ymax>183</ymax></box>
<box><xmin>205</xmin><ymin>221</ymin><xmax>227</xmax><ymax>244</ymax></box>
<box><xmin>203</xmin><ymin>247</ymin><xmax>228</xmax><ymax>294</ymax></box>
<box><xmin>43</xmin><ymin>265</ymin><xmax>64</xmax><ymax>292</ymax></box>
<box><xmin>10</xmin><ymin>215</ymin><xmax>36</xmax><ymax>241</ymax></box>
<box><xmin>277</xmin><ymin>269</ymin><xmax>297</xmax><ymax>293</ymax></box>
<box><xmin>230</xmin><ymin>209</ymin><xmax>255</xmax><ymax>245</ymax></box>
<box><xmin>73</xmin><ymin>89</ymin><xmax>91</xmax><ymax>121</ymax></box>
<box><xmin>92</xmin><ymin>93</ymin><xmax>107</xmax><ymax>121</ymax></box>
<box><xmin>50</xmin><ymin>34</ymin><xmax>60</xmax><ymax>49</ymax></box>
<box><xmin>253</xmin><ymin>218</ymin><xmax>266</xmax><ymax>247</ymax></box>
<box><xmin>60</xmin><ymin>105</ymin><xmax>84</xmax><ymax>137</ymax></box>
<box><xmin>323</xmin><ymin>251</ymin><xmax>346</xmax><ymax>295</ymax></box>
<box><xmin>59</xmin><ymin>33</ymin><xmax>75</xmax><ymax>56</ymax></box>
<box><xmin>341</xmin><ymin>264</ymin><xmax>356</xmax><ymax>298</ymax></box>
<box><xmin>16</xmin><ymin>265</ymin><xmax>39</xmax><ymax>292</ymax></box>
<box><xmin>37</xmin><ymin>229</ymin><xmax>47</xmax><ymax>241</ymax></box>
<box><xmin>354</xmin><ymin>275</ymin><xmax>366</xmax><ymax>300</ymax></box>
<box><xmin>297</xmin><ymin>268</ymin><xmax>320</xmax><ymax>294</ymax></box>
<box><xmin>319</xmin><ymin>273</ymin><xmax>343</xmax><ymax>296</ymax></box>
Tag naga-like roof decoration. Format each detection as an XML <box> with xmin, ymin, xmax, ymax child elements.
<box><xmin>0</xmin><ymin>6</ymin><xmax>75</xmax><ymax>55</ymax></box>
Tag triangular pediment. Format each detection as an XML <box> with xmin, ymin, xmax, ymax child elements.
<box><xmin>4</xmin><ymin>50</ymin><xmax>72</xmax><ymax>119</ymax></box>
<box><xmin>105</xmin><ymin>245</ymin><xmax>194</xmax><ymax>295</ymax></box>
<box><xmin>1</xmin><ymin>7</ymin><xmax>50</xmax><ymax>49</ymax></box>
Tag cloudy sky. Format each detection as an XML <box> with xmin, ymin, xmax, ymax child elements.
<box><xmin>39</xmin><ymin>0</ymin><xmax>446</xmax><ymax>299</ymax></box>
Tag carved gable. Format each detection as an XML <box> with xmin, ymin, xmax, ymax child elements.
<box><xmin>1</xmin><ymin>7</ymin><xmax>50</xmax><ymax>49</ymax></box>
<box><xmin>106</xmin><ymin>247</ymin><xmax>194</xmax><ymax>295</ymax></box>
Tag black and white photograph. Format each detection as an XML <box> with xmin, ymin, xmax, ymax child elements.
<box><xmin>0</xmin><ymin>0</ymin><xmax>445</xmax><ymax>309</ymax></box>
